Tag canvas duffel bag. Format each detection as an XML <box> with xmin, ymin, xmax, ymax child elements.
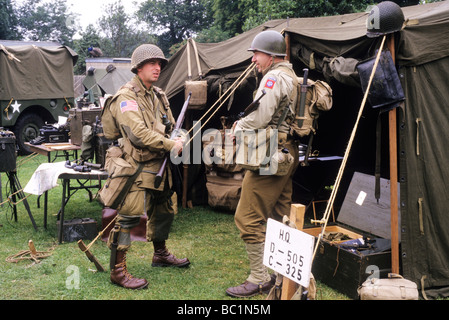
<box><xmin>358</xmin><ymin>273</ymin><xmax>419</xmax><ymax>300</ymax></box>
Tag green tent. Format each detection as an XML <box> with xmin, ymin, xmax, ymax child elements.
<box><xmin>156</xmin><ymin>1</ymin><xmax>449</xmax><ymax>298</ymax></box>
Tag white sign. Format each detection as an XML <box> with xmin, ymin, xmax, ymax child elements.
<box><xmin>264</xmin><ymin>218</ymin><xmax>315</xmax><ymax>288</ymax></box>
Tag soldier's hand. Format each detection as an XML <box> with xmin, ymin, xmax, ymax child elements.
<box><xmin>171</xmin><ymin>137</ymin><xmax>184</xmax><ymax>156</ymax></box>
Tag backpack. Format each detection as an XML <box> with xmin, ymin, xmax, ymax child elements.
<box><xmin>289</xmin><ymin>76</ymin><xmax>333</xmax><ymax>139</ymax></box>
<box><xmin>100</xmin><ymin>94</ymin><xmax>121</xmax><ymax>141</ymax></box>
<box><xmin>276</xmin><ymin>66</ymin><xmax>332</xmax><ymax>139</ymax></box>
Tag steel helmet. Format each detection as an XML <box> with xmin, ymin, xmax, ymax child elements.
<box><xmin>131</xmin><ymin>44</ymin><xmax>168</xmax><ymax>73</ymax></box>
<box><xmin>366</xmin><ymin>1</ymin><xmax>405</xmax><ymax>38</ymax></box>
<box><xmin>248</xmin><ymin>30</ymin><xmax>287</xmax><ymax>57</ymax></box>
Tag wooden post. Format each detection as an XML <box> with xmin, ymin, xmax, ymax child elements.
<box><xmin>281</xmin><ymin>204</ymin><xmax>305</xmax><ymax>300</ymax></box>
<box><xmin>387</xmin><ymin>35</ymin><xmax>400</xmax><ymax>275</ymax></box>
<box><xmin>285</xmin><ymin>31</ymin><xmax>291</xmax><ymax>62</ymax></box>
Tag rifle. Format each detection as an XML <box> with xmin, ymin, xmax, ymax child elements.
<box><xmin>297</xmin><ymin>68</ymin><xmax>309</xmax><ymax>128</ymax></box>
<box><xmin>154</xmin><ymin>92</ymin><xmax>192</xmax><ymax>189</ymax></box>
<box><xmin>241</xmin><ymin>89</ymin><xmax>267</xmax><ymax>117</ymax></box>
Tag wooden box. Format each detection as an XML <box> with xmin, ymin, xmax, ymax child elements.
<box><xmin>302</xmin><ymin>172</ymin><xmax>399</xmax><ymax>299</ymax></box>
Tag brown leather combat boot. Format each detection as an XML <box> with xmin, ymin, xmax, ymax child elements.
<box><xmin>152</xmin><ymin>241</ymin><xmax>190</xmax><ymax>268</ymax></box>
<box><xmin>111</xmin><ymin>250</ymin><xmax>149</xmax><ymax>290</ymax></box>
<box><xmin>225</xmin><ymin>277</ymin><xmax>275</xmax><ymax>298</ymax></box>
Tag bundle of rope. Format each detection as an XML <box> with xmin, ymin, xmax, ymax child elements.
<box><xmin>6</xmin><ymin>240</ymin><xmax>55</xmax><ymax>265</ymax></box>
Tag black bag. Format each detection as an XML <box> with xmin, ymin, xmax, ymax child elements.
<box><xmin>357</xmin><ymin>50</ymin><xmax>405</xmax><ymax>110</ymax></box>
<box><xmin>0</xmin><ymin>130</ymin><xmax>16</xmax><ymax>172</ymax></box>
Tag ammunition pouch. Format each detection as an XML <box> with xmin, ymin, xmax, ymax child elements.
<box><xmin>98</xmin><ymin>146</ymin><xmax>144</xmax><ymax>209</ymax></box>
<box><xmin>236</xmin><ymin>129</ymin><xmax>293</xmax><ymax>176</ymax></box>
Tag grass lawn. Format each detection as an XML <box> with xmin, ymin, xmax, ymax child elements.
<box><xmin>0</xmin><ymin>154</ymin><xmax>349</xmax><ymax>301</ymax></box>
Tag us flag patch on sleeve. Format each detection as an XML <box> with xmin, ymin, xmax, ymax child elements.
<box><xmin>120</xmin><ymin>100</ymin><xmax>139</xmax><ymax>113</ymax></box>
<box><xmin>264</xmin><ymin>77</ymin><xmax>276</xmax><ymax>89</ymax></box>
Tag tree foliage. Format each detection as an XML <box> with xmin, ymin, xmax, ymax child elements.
<box><xmin>2</xmin><ymin>0</ymin><xmax>443</xmax><ymax>74</ymax></box>
<box><xmin>14</xmin><ymin>0</ymin><xmax>76</xmax><ymax>46</ymax></box>
<box><xmin>0</xmin><ymin>0</ymin><xmax>20</xmax><ymax>40</ymax></box>
<box><xmin>98</xmin><ymin>0</ymin><xmax>156</xmax><ymax>58</ymax></box>
<box><xmin>137</xmin><ymin>0</ymin><xmax>213</xmax><ymax>54</ymax></box>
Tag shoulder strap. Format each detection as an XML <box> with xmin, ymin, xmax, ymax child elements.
<box><xmin>275</xmin><ymin>66</ymin><xmax>299</xmax><ymax>127</ymax></box>
<box><xmin>153</xmin><ymin>86</ymin><xmax>170</xmax><ymax>110</ymax></box>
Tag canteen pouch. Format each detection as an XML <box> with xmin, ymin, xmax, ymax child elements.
<box><xmin>98</xmin><ymin>146</ymin><xmax>143</xmax><ymax>209</ymax></box>
<box><xmin>263</xmin><ymin>147</ymin><xmax>294</xmax><ymax>176</ymax></box>
<box><xmin>185</xmin><ymin>80</ymin><xmax>208</xmax><ymax>109</ymax></box>
<box><xmin>358</xmin><ymin>273</ymin><xmax>419</xmax><ymax>300</ymax></box>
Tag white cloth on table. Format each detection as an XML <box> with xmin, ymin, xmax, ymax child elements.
<box><xmin>24</xmin><ymin>161</ymin><xmax>105</xmax><ymax>196</ymax></box>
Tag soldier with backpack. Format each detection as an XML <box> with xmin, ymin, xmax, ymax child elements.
<box><xmin>226</xmin><ymin>30</ymin><xmax>301</xmax><ymax>298</ymax></box>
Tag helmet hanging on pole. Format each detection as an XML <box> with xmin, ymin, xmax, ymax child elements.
<box><xmin>366</xmin><ymin>1</ymin><xmax>405</xmax><ymax>38</ymax></box>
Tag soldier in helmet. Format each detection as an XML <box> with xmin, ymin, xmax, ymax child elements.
<box><xmin>226</xmin><ymin>30</ymin><xmax>300</xmax><ymax>297</ymax></box>
<box><xmin>105</xmin><ymin>44</ymin><xmax>190</xmax><ymax>290</ymax></box>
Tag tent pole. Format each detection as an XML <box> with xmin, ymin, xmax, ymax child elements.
<box><xmin>285</xmin><ymin>31</ymin><xmax>291</xmax><ymax>62</ymax></box>
<box><xmin>387</xmin><ymin>34</ymin><xmax>400</xmax><ymax>275</ymax></box>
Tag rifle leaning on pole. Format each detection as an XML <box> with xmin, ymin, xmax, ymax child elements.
<box><xmin>297</xmin><ymin>68</ymin><xmax>309</xmax><ymax>128</ymax></box>
<box><xmin>154</xmin><ymin>92</ymin><xmax>192</xmax><ymax>189</ymax></box>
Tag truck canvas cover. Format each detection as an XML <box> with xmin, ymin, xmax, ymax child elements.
<box><xmin>0</xmin><ymin>41</ymin><xmax>78</xmax><ymax>101</ymax></box>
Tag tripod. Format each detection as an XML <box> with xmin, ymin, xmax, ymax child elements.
<box><xmin>5</xmin><ymin>170</ymin><xmax>38</xmax><ymax>231</ymax></box>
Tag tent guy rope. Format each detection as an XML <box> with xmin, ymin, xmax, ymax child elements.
<box><xmin>183</xmin><ymin>62</ymin><xmax>257</xmax><ymax>148</ymax></box>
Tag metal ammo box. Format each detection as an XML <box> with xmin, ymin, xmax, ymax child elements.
<box><xmin>302</xmin><ymin>172</ymin><xmax>397</xmax><ymax>299</ymax></box>
<box><xmin>56</xmin><ymin>218</ymin><xmax>97</xmax><ymax>243</ymax></box>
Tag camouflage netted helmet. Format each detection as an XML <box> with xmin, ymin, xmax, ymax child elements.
<box><xmin>131</xmin><ymin>44</ymin><xmax>168</xmax><ymax>73</ymax></box>
<box><xmin>248</xmin><ymin>30</ymin><xmax>287</xmax><ymax>57</ymax></box>
<box><xmin>366</xmin><ymin>1</ymin><xmax>405</xmax><ymax>38</ymax></box>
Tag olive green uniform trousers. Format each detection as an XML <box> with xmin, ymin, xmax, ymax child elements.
<box><xmin>107</xmin><ymin>181</ymin><xmax>174</xmax><ymax>251</ymax></box>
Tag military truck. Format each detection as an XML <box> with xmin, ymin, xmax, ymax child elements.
<box><xmin>0</xmin><ymin>40</ymin><xmax>78</xmax><ymax>154</ymax></box>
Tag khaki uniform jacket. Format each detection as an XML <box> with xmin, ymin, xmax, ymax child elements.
<box><xmin>232</xmin><ymin>61</ymin><xmax>300</xmax><ymax>243</ymax></box>
<box><xmin>234</xmin><ymin>61</ymin><xmax>296</xmax><ymax>134</ymax></box>
<box><xmin>109</xmin><ymin>75</ymin><xmax>176</xmax><ymax>191</ymax></box>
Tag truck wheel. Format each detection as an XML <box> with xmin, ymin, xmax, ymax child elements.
<box><xmin>13</xmin><ymin>113</ymin><xmax>44</xmax><ymax>155</ymax></box>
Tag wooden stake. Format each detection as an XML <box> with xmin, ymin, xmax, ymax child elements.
<box><xmin>281</xmin><ymin>204</ymin><xmax>305</xmax><ymax>300</ymax></box>
<box><xmin>28</xmin><ymin>240</ymin><xmax>37</xmax><ymax>257</ymax></box>
<box><xmin>387</xmin><ymin>35</ymin><xmax>400</xmax><ymax>275</ymax></box>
